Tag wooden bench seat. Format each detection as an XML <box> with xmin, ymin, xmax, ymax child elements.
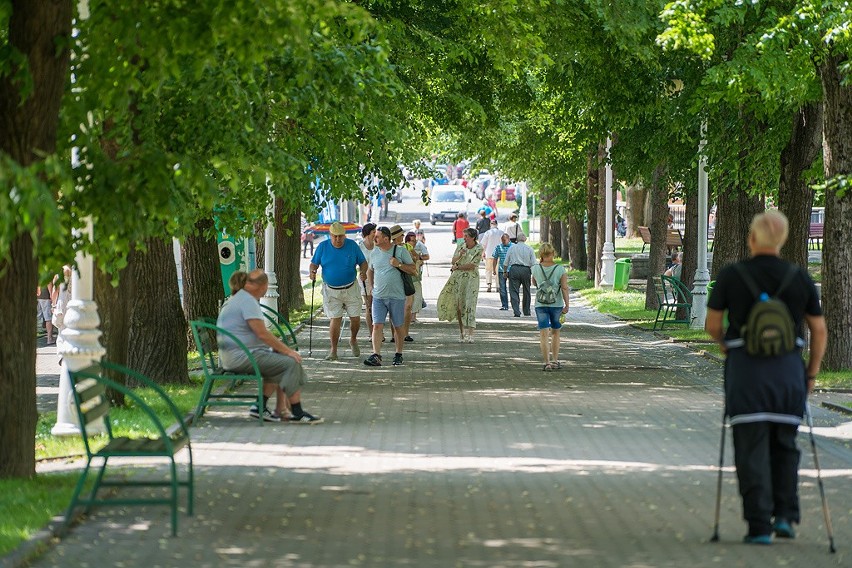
<box><xmin>809</xmin><ymin>223</ymin><xmax>824</xmax><ymax>250</ymax></box>
<box><xmin>638</xmin><ymin>226</ymin><xmax>684</xmax><ymax>254</ymax></box>
<box><xmin>67</xmin><ymin>361</ymin><xmax>194</xmax><ymax>536</ymax></box>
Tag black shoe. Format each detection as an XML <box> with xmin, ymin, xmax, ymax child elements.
<box><xmin>404</xmin><ymin>336</ymin><xmax>414</xmax><ymax>342</ymax></box>
<box><xmin>364</xmin><ymin>353</ymin><xmax>382</xmax><ymax>366</ymax></box>
<box><xmin>513</xmin><ymin>313</ymin><xmax>520</xmax><ymax>317</ymax></box>
<box><xmin>499</xmin><ymin>307</ymin><xmax>509</xmax><ymax>311</ymax></box>
<box><xmin>289</xmin><ymin>411</ymin><xmax>324</xmax><ymax>424</ymax></box>
<box><xmin>392</xmin><ymin>353</ymin><xmax>403</xmax><ymax>366</ymax></box>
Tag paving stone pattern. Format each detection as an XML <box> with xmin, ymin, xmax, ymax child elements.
<box><xmin>30</xmin><ymin>260</ymin><xmax>852</xmax><ymax>567</ymax></box>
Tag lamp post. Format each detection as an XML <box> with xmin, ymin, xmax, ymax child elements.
<box><xmin>599</xmin><ymin>137</ymin><xmax>616</xmax><ymax>288</ymax></box>
<box><xmin>691</xmin><ymin>123</ymin><xmax>711</xmax><ymax>329</ymax></box>
<box><xmin>261</xmin><ymin>193</ymin><xmax>279</xmax><ymax>311</ymax></box>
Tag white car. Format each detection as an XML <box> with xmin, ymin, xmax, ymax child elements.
<box><xmin>429</xmin><ymin>187</ymin><xmax>470</xmax><ymax>224</ymax></box>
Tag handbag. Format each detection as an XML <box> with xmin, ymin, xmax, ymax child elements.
<box><xmin>393</xmin><ymin>245</ymin><xmax>416</xmax><ymax>296</ymax></box>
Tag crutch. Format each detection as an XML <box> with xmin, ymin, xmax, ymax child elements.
<box><xmin>308</xmin><ymin>280</ymin><xmax>315</xmax><ymax>357</ymax></box>
<box><xmin>710</xmin><ymin>407</ymin><xmax>727</xmax><ymax>542</ymax></box>
<box><xmin>805</xmin><ymin>401</ymin><xmax>836</xmax><ymax>553</ymax></box>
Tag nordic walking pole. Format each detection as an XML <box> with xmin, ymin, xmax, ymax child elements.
<box><xmin>805</xmin><ymin>401</ymin><xmax>836</xmax><ymax>553</ymax></box>
<box><xmin>710</xmin><ymin>407</ymin><xmax>727</xmax><ymax>542</ymax></box>
<box><xmin>308</xmin><ymin>280</ymin><xmax>316</xmax><ymax>357</ymax></box>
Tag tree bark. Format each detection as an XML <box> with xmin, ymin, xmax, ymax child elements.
<box><xmin>681</xmin><ymin>187</ymin><xmax>698</xmax><ymax>291</ymax></box>
<box><xmin>779</xmin><ymin>103</ymin><xmax>823</xmax><ymax>268</ymax></box>
<box><xmin>127</xmin><ymin>237</ymin><xmax>190</xmax><ymax>386</ymax></box>
<box><xmin>181</xmin><ymin>218</ymin><xmax>225</xmax><ymax>347</ymax></box>
<box><xmin>819</xmin><ymin>55</ymin><xmax>852</xmax><ymax>371</ymax></box>
<box><xmin>585</xmin><ymin>150</ymin><xmax>599</xmax><ymax>282</ymax></box>
<box><xmin>94</xmin><ymin>262</ymin><xmax>133</xmax><ymax>406</ymax></box>
<box><xmin>710</xmin><ymin>188</ymin><xmax>763</xmax><ymax>278</ymax></box>
<box><xmin>644</xmin><ymin>164</ymin><xmax>669</xmax><ymax>310</ymax></box>
<box><xmin>549</xmin><ymin>218</ymin><xmax>562</xmax><ymax>256</ymax></box>
<box><xmin>540</xmin><ymin>214</ymin><xmax>550</xmax><ymax>244</ymax></box>
<box><xmin>567</xmin><ymin>214</ymin><xmax>587</xmax><ymax>271</ymax></box>
<box><xmin>275</xmin><ymin>200</ymin><xmax>305</xmax><ymax>319</ymax></box>
<box><xmin>0</xmin><ymin>1</ymin><xmax>72</xmax><ymax>479</ymax></box>
<box><xmin>625</xmin><ymin>181</ymin><xmax>646</xmax><ymax>238</ymax></box>
<box><xmin>560</xmin><ymin>220</ymin><xmax>571</xmax><ymax>265</ymax></box>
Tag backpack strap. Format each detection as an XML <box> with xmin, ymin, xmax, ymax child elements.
<box><xmin>731</xmin><ymin>262</ymin><xmax>801</xmax><ymax>344</ymax></box>
<box><xmin>543</xmin><ymin>264</ymin><xmax>558</xmax><ymax>285</ymax></box>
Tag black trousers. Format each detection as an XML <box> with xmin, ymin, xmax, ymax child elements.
<box><xmin>508</xmin><ymin>265</ymin><xmax>531</xmax><ymax>316</ymax></box>
<box><xmin>732</xmin><ymin>421</ymin><xmax>801</xmax><ymax>535</ymax></box>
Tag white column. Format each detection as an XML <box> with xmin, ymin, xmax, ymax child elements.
<box><xmin>691</xmin><ymin>122</ymin><xmax>711</xmax><ymax>329</ymax></box>
<box><xmin>261</xmin><ymin>195</ymin><xmax>279</xmax><ymax>310</ymax></box>
<box><xmin>599</xmin><ymin>137</ymin><xmax>616</xmax><ymax>288</ymax></box>
<box><xmin>52</xmin><ymin>217</ymin><xmax>106</xmax><ymax>436</ymax></box>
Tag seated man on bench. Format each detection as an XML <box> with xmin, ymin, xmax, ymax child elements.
<box><xmin>218</xmin><ymin>269</ymin><xmax>323</xmax><ymax>424</ymax></box>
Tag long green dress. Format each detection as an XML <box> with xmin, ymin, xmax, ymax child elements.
<box><xmin>437</xmin><ymin>241</ymin><xmax>483</xmax><ymax>328</ymax></box>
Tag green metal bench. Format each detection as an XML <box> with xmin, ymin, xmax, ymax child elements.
<box><xmin>653</xmin><ymin>274</ymin><xmax>693</xmax><ymax>330</ymax></box>
<box><xmin>66</xmin><ymin>360</ymin><xmax>194</xmax><ymax>536</ymax></box>
<box><xmin>189</xmin><ymin>319</ymin><xmax>265</xmax><ymax>425</ymax></box>
<box><xmin>259</xmin><ymin>303</ymin><xmax>298</xmax><ymax>349</ymax></box>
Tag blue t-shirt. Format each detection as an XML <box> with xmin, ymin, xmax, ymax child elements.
<box><xmin>311</xmin><ymin>239</ymin><xmax>366</xmax><ymax>287</ymax></box>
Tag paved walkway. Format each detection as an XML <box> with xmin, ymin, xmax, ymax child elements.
<box><xmin>28</xmin><ymin>234</ymin><xmax>852</xmax><ymax>567</ymax></box>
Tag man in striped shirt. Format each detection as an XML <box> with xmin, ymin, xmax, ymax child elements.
<box><xmin>491</xmin><ymin>233</ymin><xmax>513</xmax><ymax>310</ymax></box>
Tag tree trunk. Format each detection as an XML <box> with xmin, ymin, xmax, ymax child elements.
<box><xmin>625</xmin><ymin>181</ymin><xmax>646</xmax><ymax>238</ymax></box>
<box><xmin>819</xmin><ymin>55</ymin><xmax>852</xmax><ymax>371</ymax></box>
<box><xmin>779</xmin><ymin>103</ymin><xmax>823</xmax><ymax>268</ymax></box>
<box><xmin>681</xmin><ymin>187</ymin><xmax>699</xmax><ymax>291</ymax></box>
<box><xmin>585</xmin><ymin>150</ymin><xmax>599</xmax><ymax>282</ymax></box>
<box><xmin>181</xmin><ymin>218</ymin><xmax>225</xmax><ymax>347</ymax></box>
<box><xmin>0</xmin><ymin>1</ymin><xmax>72</xmax><ymax>479</ymax></box>
<box><xmin>275</xmin><ymin>200</ymin><xmax>305</xmax><ymax>319</ymax></box>
<box><xmin>549</xmin><ymin>218</ymin><xmax>562</xmax><ymax>256</ymax></box>
<box><xmin>94</xmin><ymin>262</ymin><xmax>133</xmax><ymax>406</ymax></box>
<box><xmin>567</xmin><ymin>214</ymin><xmax>587</xmax><ymax>271</ymax></box>
<box><xmin>644</xmin><ymin>164</ymin><xmax>669</xmax><ymax>310</ymax></box>
<box><xmin>710</xmin><ymin>188</ymin><xmax>763</xmax><ymax>278</ymax></box>
<box><xmin>127</xmin><ymin>238</ymin><xmax>190</xmax><ymax>386</ymax></box>
<box><xmin>560</xmin><ymin>220</ymin><xmax>571</xmax><ymax>266</ymax></box>
<box><xmin>540</xmin><ymin>214</ymin><xmax>550</xmax><ymax>244</ymax></box>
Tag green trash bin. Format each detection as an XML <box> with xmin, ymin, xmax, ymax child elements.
<box><xmin>614</xmin><ymin>258</ymin><xmax>631</xmax><ymax>290</ymax></box>
<box><xmin>520</xmin><ymin>218</ymin><xmax>530</xmax><ymax>237</ymax></box>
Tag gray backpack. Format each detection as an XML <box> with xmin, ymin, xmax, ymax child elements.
<box><xmin>536</xmin><ymin>265</ymin><xmax>559</xmax><ymax>305</ymax></box>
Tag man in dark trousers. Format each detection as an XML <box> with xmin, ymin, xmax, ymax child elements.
<box><xmin>706</xmin><ymin>210</ymin><xmax>826</xmax><ymax>544</ymax></box>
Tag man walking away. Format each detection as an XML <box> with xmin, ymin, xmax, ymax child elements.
<box><xmin>503</xmin><ymin>233</ymin><xmax>536</xmax><ymax>316</ymax></box>
<box><xmin>309</xmin><ymin>222</ymin><xmax>368</xmax><ymax>360</ymax></box>
<box><xmin>492</xmin><ymin>233</ymin><xmax>513</xmax><ymax>310</ymax></box>
<box><xmin>706</xmin><ymin>210</ymin><xmax>826</xmax><ymax>544</ymax></box>
<box><xmin>479</xmin><ymin>219</ymin><xmax>502</xmax><ymax>293</ymax></box>
<box><xmin>358</xmin><ymin>223</ymin><xmax>378</xmax><ymax>336</ymax></box>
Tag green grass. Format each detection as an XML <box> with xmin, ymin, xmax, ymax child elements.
<box><xmin>613</xmin><ymin>237</ymin><xmax>645</xmax><ymax>254</ymax></box>
<box><xmin>0</xmin><ymin>473</ymin><xmax>82</xmax><ymax>556</ymax></box>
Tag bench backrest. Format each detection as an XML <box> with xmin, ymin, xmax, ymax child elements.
<box><xmin>70</xmin><ymin>364</ymin><xmax>113</xmax><ymax>451</ymax></box>
<box><xmin>809</xmin><ymin>223</ymin><xmax>824</xmax><ymax>237</ymax></box>
<box><xmin>258</xmin><ymin>304</ymin><xmax>298</xmax><ymax>349</ymax></box>
<box><xmin>665</xmin><ymin>229</ymin><xmax>683</xmax><ymax>247</ymax></box>
<box><xmin>189</xmin><ymin>319</ymin><xmax>262</xmax><ymax>378</ymax></box>
<box><xmin>661</xmin><ymin>274</ymin><xmax>692</xmax><ymax>304</ymax></box>
<box><xmin>638</xmin><ymin>226</ymin><xmax>652</xmax><ymax>244</ymax></box>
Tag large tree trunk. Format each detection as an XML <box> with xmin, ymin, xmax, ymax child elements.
<box><xmin>710</xmin><ymin>188</ymin><xmax>763</xmax><ymax>278</ymax></box>
<box><xmin>275</xmin><ymin>201</ymin><xmax>305</xmax><ymax>319</ymax></box>
<box><xmin>549</xmin><ymin>218</ymin><xmax>562</xmax><ymax>257</ymax></box>
<box><xmin>127</xmin><ymin>237</ymin><xmax>189</xmax><ymax>385</ymax></box>
<box><xmin>624</xmin><ymin>181</ymin><xmax>646</xmax><ymax>238</ymax></box>
<box><xmin>567</xmin><ymin>214</ymin><xmax>587</xmax><ymax>271</ymax></box>
<box><xmin>181</xmin><ymin>218</ymin><xmax>225</xmax><ymax>347</ymax></box>
<box><xmin>819</xmin><ymin>55</ymin><xmax>852</xmax><ymax>371</ymax></box>
<box><xmin>560</xmin><ymin>220</ymin><xmax>571</xmax><ymax>265</ymax></box>
<box><xmin>644</xmin><ymin>164</ymin><xmax>669</xmax><ymax>310</ymax></box>
<box><xmin>94</xmin><ymin>262</ymin><xmax>133</xmax><ymax>406</ymax></box>
<box><xmin>681</xmin><ymin>186</ymin><xmax>698</xmax><ymax>291</ymax></box>
<box><xmin>585</xmin><ymin>150</ymin><xmax>599</xmax><ymax>283</ymax></box>
<box><xmin>779</xmin><ymin>103</ymin><xmax>823</xmax><ymax>268</ymax></box>
<box><xmin>0</xmin><ymin>1</ymin><xmax>72</xmax><ymax>479</ymax></box>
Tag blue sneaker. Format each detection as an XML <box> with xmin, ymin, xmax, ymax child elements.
<box><xmin>773</xmin><ymin>519</ymin><xmax>796</xmax><ymax>539</ymax></box>
<box><xmin>743</xmin><ymin>534</ymin><xmax>772</xmax><ymax>545</ymax></box>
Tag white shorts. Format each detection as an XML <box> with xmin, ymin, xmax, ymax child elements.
<box><xmin>322</xmin><ymin>282</ymin><xmax>363</xmax><ymax>318</ymax></box>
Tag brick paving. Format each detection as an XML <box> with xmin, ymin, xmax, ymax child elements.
<box><xmin>27</xmin><ymin>256</ymin><xmax>852</xmax><ymax>567</ymax></box>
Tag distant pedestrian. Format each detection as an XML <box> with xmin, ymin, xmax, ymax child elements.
<box><xmin>412</xmin><ymin>219</ymin><xmax>426</xmax><ymax>244</ymax></box>
<box><xmin>309</xmin><ymin>221</ymin><xmax>368</xmax><ymax>361</ymax></box>
<box><xmin>437</xmin><ymin>228</ymin><xmax>483</xmax><ymax>343</ymax></box>
<box><xmin>364</xmin><ymin>226</ymin><xmax>417</xmax><ymax>367</ymax></box>
<box><xmin>503</xmin><ymin>213</ymin><xmax>524</xmax><ymax>243</ymax></box>
<box><xmin>475</xmin><ymin>210</ymin><xmax>490</xmax><ymax>235</ymax></box>
<box><xmin>706</xmin><ymin>210</ymin><xmax>826</xmax><ymax>544</ymax></box>
<box><xmin>51</xmin><ymin>265</ymin><xmax>72</xmax><ymax>339</ymax></box>
<box><xmin>531</xmin><ymin>243</ymin><xmax>569</xmax><ymax>371</ymax></box>
<box><xmin>503</xmin><ymin>233</ymin><xmax>536</xmax><ymax>317</ymax></box>
<box><xmin>358</xmin><ymin>223</ymin><xmax>378</xmax><ymax>335</ymax></box>
<box><xmin>452</xmin><ymin>212</ymin><xmax>469</xmax><ymax>244</ymax></box>
<box><xmin>492</xmin><ymin>233</ymin><xmax>513</xmax><ymax>310</ymax></box>
<box><xmin>479</xmin><ymin>219</ymin><xmax>502</xmax><ymax>293</ymax></box>
<box><xmin>36</xmin><ymin>281</ymin><xmax>55</xmax><ymax>345</ymax></box>
<box><xmin>301</xmin><ymin>223</ymin><xmax>316</xmax><ymax>258</ymax></box>
<box><xmin>403</xmin><ymin>231</ymin><xmax>430</xmax><ymax>337</ymax></box>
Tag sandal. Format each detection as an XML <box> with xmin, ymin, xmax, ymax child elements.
<box><xmin>550</xmin><ymin>360</ymin><xmax>562</xmax><ymax>369</ymax></box>
<box><xmin>542</xmin><ymin>363</ymin><xmax>555</xmax><ymax>372</ymax></box>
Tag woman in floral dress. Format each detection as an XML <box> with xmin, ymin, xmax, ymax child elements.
<box><xmin>438</xmin><ymin>227</ymin><xmax>483</xmax><ymax>342</ymax></box>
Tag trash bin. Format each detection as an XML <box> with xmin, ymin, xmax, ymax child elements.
<box><xmin>614</xmin><ymin>258</ymin><xmax>631</xmax><ymax>291</ymax></box>
<box><xmin>520</xmin><ymin>219</ymin><xmax>530</xmax><ymax>238</ymax></box>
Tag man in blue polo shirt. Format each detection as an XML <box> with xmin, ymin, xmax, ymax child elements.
<box><xmin>309</xmin><ymin>222</ymin><xmax>368</xmax><ymax>361</ymax></box>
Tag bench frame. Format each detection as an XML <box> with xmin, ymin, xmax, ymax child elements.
<box><xmin>653</xmin><ymin>274</ymin><xmax>693</xmax><ymax>330</ymax></box>
<box><xmin>190</xmin><ymin>319</ymin><xmax>266</xmax><ymax>425</ymax></box>
<box><xmin>66</xmin><ymin>360</ymin><xmax>194</xmax><ymax>536</ymax></box>
<box><xmin>638</xmin><ymin>226</ymin><xmax>683</xmax><ymax>254</ymax></box>
<box><xmin>259</xmin><ymin>304</ymin><xmax>299</xmax><ymax>349</ymax></box>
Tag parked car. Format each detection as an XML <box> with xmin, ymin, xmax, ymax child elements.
<box><xmin>429</xmin><ymin>187</ymin><xmax>471</xmax><ymax>224</ymax></box>
<box><xmin>491</xmin><ymin>183</ymin><xmax>516</xmax><ymax>202</ymax></box>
